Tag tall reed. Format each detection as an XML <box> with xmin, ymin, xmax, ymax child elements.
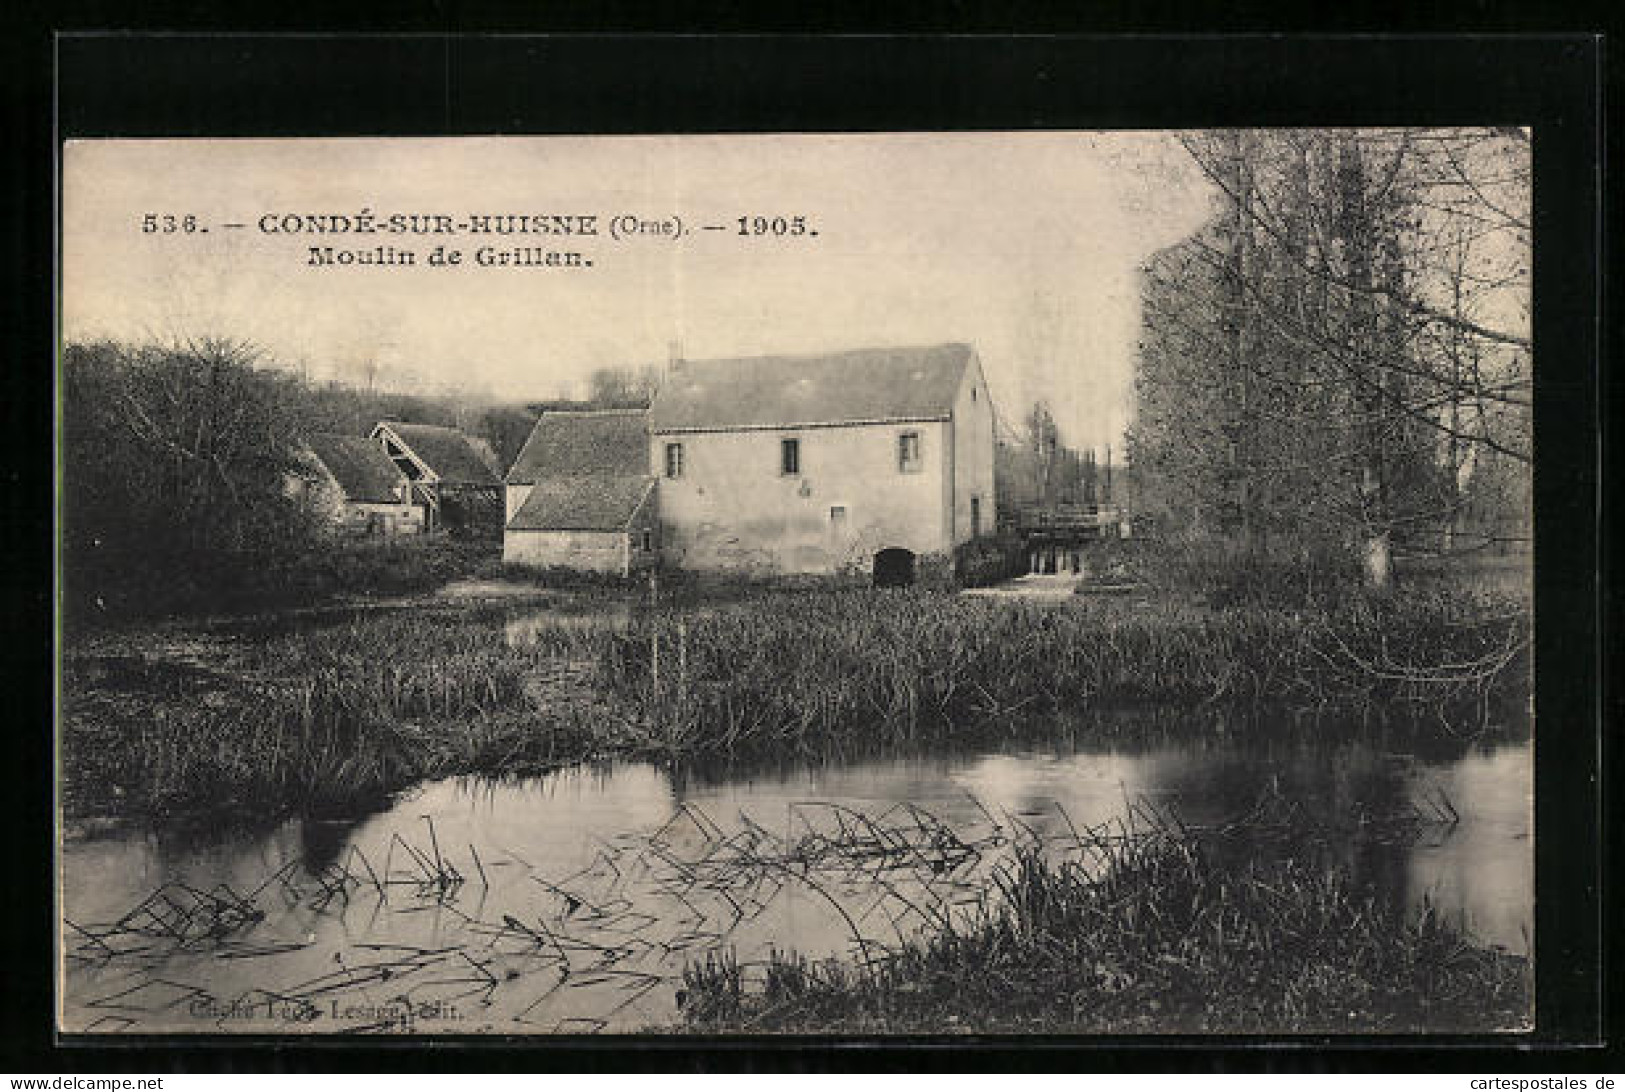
<box><xmin>62</xmin><ymin>587</ymin><xmax>1528</xmax><ymax>821</ymax></box>
<box><xmin>680</xmin><ymin>834</ymin><xmax>1530</xmax><ymax>1033</ymax></box>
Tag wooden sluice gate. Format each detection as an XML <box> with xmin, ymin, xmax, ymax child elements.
<box><xmin>1008</xmin><ymin>503</ymin><xmax>1127</xmax><ymax>575</ymax></box>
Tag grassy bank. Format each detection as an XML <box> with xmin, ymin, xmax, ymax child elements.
<box><xmin>60</xmin><ymin>609</ymin><xmax>616</xmax><ymax>820</ymax></box>
<box><xmin>620</xmin><ymin>588</ymin><xmax>1527</xmax><ymax>756</ymax></box>
<box><xmin>65</xmin><ymin>535</ymin><xmax>504</xmax><ymax>627</ymax></box>
<box><xmin>60</xmin><ymin>585</ymin><xmax>1530</xmax><ymax>823</ymax></box>
<box><xmin>678</xmin><ymin>835</ymin><xmax>1530</xmax><ymax>1034</ymax></box>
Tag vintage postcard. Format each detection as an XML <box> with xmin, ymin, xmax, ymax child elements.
<box><xmin>57</xmin><ymin>132</ymin><xmax>1533</xmax><ymax>1036</ymax></box>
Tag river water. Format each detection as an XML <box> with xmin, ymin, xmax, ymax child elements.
<box><xmin>59</xmin><ymin>725</ymin><xmax>1531</xmax><ymax>1035</ymax></box>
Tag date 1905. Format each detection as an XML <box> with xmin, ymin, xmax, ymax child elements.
<box><xmin>735</xmin><ymin>215</ymin><xmax>815</xmax><ymax>236</ymax></box>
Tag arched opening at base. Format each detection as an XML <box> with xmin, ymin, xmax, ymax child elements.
<box><xmin>873</xmin><ymin>547</ymin><xmax>916</xmax><ymax>588</ymax></box>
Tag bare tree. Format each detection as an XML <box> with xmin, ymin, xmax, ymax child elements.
<box><xmin>1134</xmin><ymin>128</ymin><xmax>1531</xmax><ymax>591</ymax></box>
<box><xmin>588</xmin><ymin>364</ymin><xmax>661</xmax><ymax>406</ymax></box>
<box><xmin>1024</xmin><ymin>401</ymin><xmax>1061</xmax><ymax>504</ymax></box>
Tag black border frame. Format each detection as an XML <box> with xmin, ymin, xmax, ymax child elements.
<box><xmin>4</xmin><ymin>31</ymin><xmax>1609</xmax><ymax>1072</ymax></box>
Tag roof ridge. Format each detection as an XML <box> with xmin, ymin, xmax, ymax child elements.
<box><xmin>530</xmin><ymin>470</ymin><xmax>653</xmax><ymax>479</ymax></box>
<box><xmin>649</xmin><ymin>342</ymin><xmax>974</xmax><ymax>432</ymax></box>
<box><xmin>675</xmin><ymin>341</ymin><xmax>971</xmax><ymax>368</ymax></box>
<box><xmin>384</xmin><ymin>420</ymin><xmax>468</xmax><ymax>432</ymax></box>
<box><xmin>544</xmin><ymin>408</ymin><xmax>648</xmax><ymax>418</ymax></box>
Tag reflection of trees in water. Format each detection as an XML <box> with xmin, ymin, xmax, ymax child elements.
<box><xmin>664</xmin><ymin>707</ymin><xmax>1195</xmax><ymax>796</ymax></box>
<box><xmin>298</xmin><ymin>817</ymin><xmax>363</xmax><ymax>875</ymax></box>
<box><xmin>411</xmin><ymin>670</ymin><xmax>1528</xmax><ymax>808</ymax></box>
<box><xmin>142</xmin><ymin>809</ymin><xmax>383</xmax><ymax>879</ymax></box>
<box><xmin>145</xmin><ymin>812</ymin><xmax>299</xmax><ymax>867</ymax></box>
<box><xmin>1150</xmin><ymin>736</ymin><xmax>1425</xmax><ymax>918</ymax></box>
<box><xmin>662</xmin><ymin>702</ymin><xmax>1519</xmax><ymax>814</ymax></box>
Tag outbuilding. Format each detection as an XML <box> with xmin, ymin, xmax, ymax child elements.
<box><xmin>502</xmin><ymin>409</ymin><xmax>658</xmax><ymax>575</ymax></box>
<box><xmin>291</xmin><ymin>433</ymin><xmax>423</xmax><ymax>536</ymax></box>
<box><xmin>371</xmin><ymin>421</ymin><xmax>503</xmax><ymax>534</ymax></box>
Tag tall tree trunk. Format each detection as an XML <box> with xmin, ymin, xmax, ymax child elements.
<box><xmin>1335</xmin><ymin>135</ymin><xmax>1394</xmax><ymax>594</ymax></box>
<box><xmin>1442</xmin><ymin>225</ymin><xmax>1471</xmax><ymax>555</ymax></box>
<box><xmin>1222</xmin><ymin>131</ymin><xmax>1257</xmax><ymax>554</ymax></box>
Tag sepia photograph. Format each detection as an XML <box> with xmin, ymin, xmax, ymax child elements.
<box><xmin>56</xmin><ymin>129</ymin><xmax>1534</xmax><ymax>1037</ymax></box>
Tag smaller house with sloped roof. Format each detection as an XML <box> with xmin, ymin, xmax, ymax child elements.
<box><xmin>503</xmin><ymin>409</ymin><xmax>658</xmax><ymax>575</ymax></box>
<box><xmin>291</xmin><ymin>433</ymin><xmax>424</xmax><ymax>536</ymax></box>
<box><xmin>371</xmin><ymin>421</ymin><xmax>503</xmax><ymax>535</ymax></box>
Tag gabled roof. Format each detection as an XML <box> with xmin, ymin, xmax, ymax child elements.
<box><xmin>648</xmin><ymin>343</ymin><xmax>975</xmax><ymax>433</ymax></box>
<box><xmin>508</xmin><ymin>476</ymin><xmax>654</xmax><ymax>532</ymax></box>
<box><xmin>302</xmin><ymin>434</ymin><xmax>407</xmax><ymax>503</ymax></box>
<box><xmin>506</xmin><ymin>409</ymin><xmax>648</xmax><ymax>485</ymax></box>
<box><xmin>374</xmin><ymin>422</ymin><xmax>501</xmax><ymax>485</ymax></box>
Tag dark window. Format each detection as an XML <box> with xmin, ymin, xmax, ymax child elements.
<box><xmin>664</xmin><ymin>442</ymin><xmax>684</xmax><ymax>479</ymax></box>
<box><xmin>971</xmin><ymin>495</ymin><xmax>982</xmax><ymax>539</ymax></box>
<box><xmin>971</xmin><ymin>385</ymin><xmax>977</xmax><ymax>402</ymax></box>
<box><xmin>829</xmin><ymin>505</ymin><xmax>847</xmax><ymax>526</ymax></box>
<box><xmin>640</xmin><ymin>530</ymin><xmax>654</xmax><ymax>552</ymax></box>
<box><xmin>898</xmin><ymin>431</ymin><xmax>922</xmax><ymax>473</ymax></box>
<box><xmin>781</xmin><ymin>438</ymin><xmax>801</xmax><ymax>476</ymax></box>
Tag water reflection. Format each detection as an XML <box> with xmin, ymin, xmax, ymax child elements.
<box><xmin>60</xmin><ymin>731</ymin><xmax>1531</xmax><ymax>1035</ymax></box>
<box><xmin>503</xmin><ymin>604</ymin><xmax>633</xmax><ymax>647</ymax></box>
<box><xmin>1404</xmin><ymin>746</ymin><xmax>1533</xmax><ymax>950</ymax></box>
<box><xmin>298</xmin><ymin>819</ymin><xmax>362</xmax><ymax>875</ymax></box>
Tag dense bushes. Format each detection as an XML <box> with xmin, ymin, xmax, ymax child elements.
<box><xmin>66</xmin><ymin>535</ymin><xmax>501</xmax><ymax>626</ymax></box>
<box><xmin>1123</xmin><ymin>532</ymin><xmax>1534</xmax><ymax>614</ymax></box>
<box><xmin>61</xmin><ymin>340</ymin><xmax>321</xmax><ymax>623</ymax></box>
<box><xmin>268</xmin><ymin>536</ymin><xmax>502</xmax><ymax>602</ymax></box>
<box><xmin>953</xmin><ymin>533</ymin><xmax>1026</xmax><ymax>587</ymax></box>
<box><xmin>1133</xmin><ymin>535</ymin><xmax>1364</xmax><ymax>608</ymax></box>
<box><xmin>60</xmin><ymin>338</ymin><xmax>529</xmax><ymax>624</ymax></box>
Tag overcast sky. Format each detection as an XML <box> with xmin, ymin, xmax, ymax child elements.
<box><xmin>63</xmin><ymin>133</ymin><xmax>1214</xmax><ymax>451</ymax></box>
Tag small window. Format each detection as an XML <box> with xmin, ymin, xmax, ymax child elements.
<box><xmin>971</xmin><ymin>385</ymin><xmax>977</xmax><ymax>402</ymax></box>
<box><xmin>829</xmin><ymin>505</ymin><xmax>847</xmax><ymax>526</ymax></box>
<box><xmin>664</xmin><ymin>442</ymin><xmax>684</xmax><ymax>479</ymax></box>
<box><xmin>971</xmin><ymin>495</ymin><xmax>982</xmax><ymax>539</ymax></box>
<box><xmin>781</xmin><ymin>438</ymin><xmax>801</xmax><ymax>476</ymax></box>
<box><xmin>898</xmin><ymin>431</ymin><xmax>922</xmax><ymax>473</ymax></box>
<box><xmin>640</xmin><ymin>530</ymin><xmax>654</xmax><ymax>552</ymax></box>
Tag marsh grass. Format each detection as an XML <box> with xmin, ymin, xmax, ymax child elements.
<box><xmin>679</xmin><ymin>828</ymin><xmax>1530</xmax><ymax>1034</ymax></box>
<box><xmin>617</xmin><ymin>589</ymin><xmax>1528</xmax><ymax>760</ymax></box>
<box><xmin>61</xmin><ymin>586</ymin><xmax>1529</xmax><ymax>823</ymax></box>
